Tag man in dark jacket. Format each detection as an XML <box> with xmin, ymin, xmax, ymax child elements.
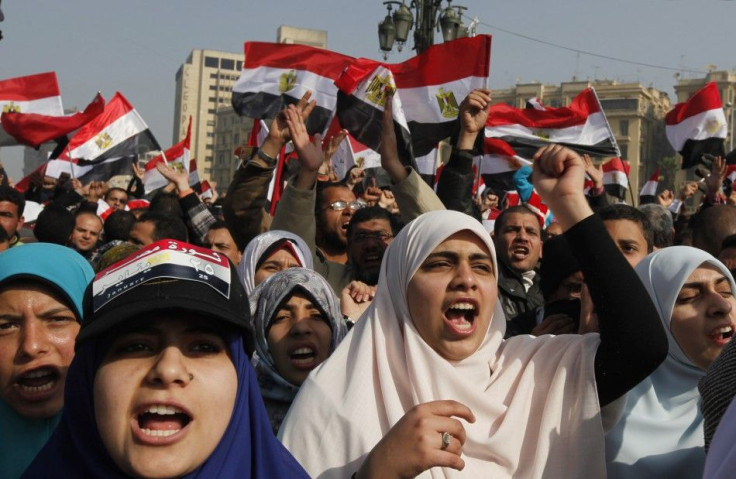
<box><xmin>493</xmin><ymin>205</ymin><xmax>544</xmax><ymax>322</ymax></box>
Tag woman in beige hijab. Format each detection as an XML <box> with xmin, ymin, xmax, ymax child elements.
<box><xmin>280</xmin><ymin>145</ymin><xmax>667</xmax><ymax>478</ymax></box>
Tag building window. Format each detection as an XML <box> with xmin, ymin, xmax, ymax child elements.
<box><xmin>209</xmin><ymin>85</ymin><xmax>217</xmax><ymax>91</ymax></box>
<box><xmin>619</xmin><ymin>120</ymin><xmax>629</xmax><ymax>137</ymax></box>
<box><xmin>221</xmin><ymin>59</ymin><xmax>235</xmax><ymax>70</ymax></box>
<box><xmin>207</xmin><ymin>121</ymin><xmax>215</xmax><ymax>126</ymax></box>
<box><xmin>209</xmin><ymin>97</ymin><xmax>216</xmax><ymax>102</ymax></box>
<box><xmin>207</xmin><ymin>109</ymin><xmax>216</xmax><ymax>114</ymax></box>
<box><xmin>619</xmin><ymin>145</ymin><xmax>628</xmax><ymax>159</ymax></box>
<box><xmin>207</xmin><ymin>132</ymin><xmax>214</xmax><ymax>138</ymax></box>
<box><xmin>549</xmin><ymin>98</ymin><xmax>562</xmax><ymax>108</ymax></box>
<box><xmin>600</xmin><ymin>99</ymin><xmax>638</xmax><ymax>111</ymax></box>
<box><xmin>210</xmin><ymin>73</ymin><xmax>217</xmax><ymax>79</ymax></box>
<box><xmin>206</xmin><ymin>156</ymin><xmax>213</xmax><ymax>162</ymax></box>
<box><xmin>236</xmin><ymin>61</ymin><xmax>243</xmax><ymax>71</ymax></box>
<box><xmin>206</xmin><ymin>145</ymin><xmax>214</xmax><ymax>150</ymax></box>
<box><xmin>204</xmin><ymin>56</ymin><xmax>219</xmax><ymax>68</ymax></box>
<box><xmin>233</xmin><ymin>133</ymin><xmax>240</xmax><ymax>145</ymax></box>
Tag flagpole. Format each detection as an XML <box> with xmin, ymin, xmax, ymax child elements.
<box><xmin>475</xmin><ymin>154</ymin><xmax>483</xmax><ymax>198</ymax></box>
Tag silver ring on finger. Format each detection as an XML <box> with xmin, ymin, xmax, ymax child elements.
<box><xmin>441</xmin><ymin>431</ymin><xmax>451</xmax><ymax>450</ymax></box>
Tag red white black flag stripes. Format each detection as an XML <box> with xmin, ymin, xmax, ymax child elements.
<box><xmin>231</xmin><ymin>42</ymin><xmax>355</xmax><ymax>135</ymax></box>
<box><xmin>0</xmin><ymin>72</ymin><xmax>63</xmax><ymax>146</ymax></box>
<box><xmin>639</xmin><ymin>168</ymin><xmax>661</xmax><ymax>204</ymax></box>
<box><xmin>335</xmin><ymin>35</ymin><xmax>491</xmax><ymax>160</ymax></box>
<box><xmin>602</xmin><ymin>157</ymin><xmax>630</xmax><ymax>201</ymax></box>
<box><xmin>143</xmin><ymin>118</ymin><xmax>191</xmax><ymax>194</ymax></box>
<box><xmin>44</xmin><ymin>156</ymin><xmax>135</xmax><ymax>185</ymax></box>
<box><xmin>665</xmin><ymin>82</ymin><xmax>727</xmax><ymax>169</ymax></box>
<box><xmin>58</xmin><ymin>92</ymin><xmax>160</xmax><ymax>163</ymax></box>
<box><xmin>485</xmin><ymin>88</ymin><xmax>620</xmax><ymax>160</ymax></box>
<box><xmin>1</xmin><ymin>92</ymin><xmax>105</xmax><ymax>148</ymax></box>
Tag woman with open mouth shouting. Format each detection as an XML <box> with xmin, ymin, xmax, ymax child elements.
<box><xmin>23</xmin><ymin>240</ymin><xmax>308</xmax><ymax>478</ymax></box>
<box><xmin>605</xmin><ymin>246</ymin><xmax>736</xmax><ymax>478</ymax></box>
<box><xmin>249</xmin><ymin>267</ymin><xmax>347</xmax><ymax>434</ymax></box>
<box><xmin>279</xmin><ymin>145</ymin><xmax>668</xmax><ymax>478</ymax></box>
<box><xmin>0</xmin><ymin>244</ymin><xmax>94</xmax><ymax>479</ymax></box>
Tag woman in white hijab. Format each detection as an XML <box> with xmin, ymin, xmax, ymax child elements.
<box><xmin>280</xmin><ymin>145</ymin><xmax>668</xmax><ymax>478</ymax></box>
<box><xmin>605</xmin><ymin>246</ymin><xmax>736</xmax><ymax>478</ymax></box>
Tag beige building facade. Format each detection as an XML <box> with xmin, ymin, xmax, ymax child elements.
<box><xmin>211</xmin><ymin>107</ymin><xmax>253</xmax><ymax>190</ymax></box>
<box><xmin>173</xmin><ymin>49</ymin><xmax>243</xmax><ymax>182</ymax></box>
<box><xmin>276</xmin><ymin>25</ymin><xmax>327</xmax><ymax>48</ymax></box>
<box><xmin>493</xmin><ymin>80</ymin><xmax>673</xmax><ymax>196</ymax></box>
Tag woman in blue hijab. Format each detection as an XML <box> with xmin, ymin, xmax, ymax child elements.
<box><xmin>0</xmin><ymin>243</ymin><xmax>95</xmax><ymax>479</ymax></box>
<box><xmin>23</xmin><ymin>240</ymin><xmax>308</xmax><ymax>478</ymax></box>
<box><xmin>606</xmin><ymin>246</ymin><xmax>736</xmax><ymax>478</ymax></box>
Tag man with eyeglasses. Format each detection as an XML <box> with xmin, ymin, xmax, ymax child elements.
<box><xmin>271</xmin><ymin>96</ymin><xmax>444</xmax><ymax>294</ymax></box>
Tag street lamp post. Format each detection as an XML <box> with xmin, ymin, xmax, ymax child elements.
<box><xmin>378</xmin><ymin>0</ymin><xmax>467</xmax><ymax>59</ymax></box>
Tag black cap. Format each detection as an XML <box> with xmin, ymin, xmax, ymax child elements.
<box><xmin>79</xmin><ymin>239</ymin><xmax>253</xmax><ymax>355</ymax></box>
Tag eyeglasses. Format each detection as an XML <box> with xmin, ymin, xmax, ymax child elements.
<box><xmin>352</xmin><ymin>231</ymin><xmax>393</xmax><ymax>243</ymax></box>
<box><xmin>322</xmin><ymin>200</ymin><xmax>365</xmax><ymax>212</ymax></box>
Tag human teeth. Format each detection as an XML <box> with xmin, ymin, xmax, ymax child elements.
<box><xmin>141</xmin><ymin>428</ymin><xmax>179</xmax><ymax>437</ymax></box>
<box><xmin>23</xmin><ymin>370</ymin><xmax>51</xmax><ymax>379</ymax></box>
<box><xmin>449</xmin><ymin>302</ymin><xmax>475</xmax><ymax>311</ymax></box>
<box><xmin>717</xmin><ymin>326</ymin><xmax>733</xmax><ymax>334</ymax></box>
<box><xmin>293</xmin><ymin>347</ymin><xmax>314</xmax><ymax>355</ymax></box>
<box><xmin>145</xmin><ymin>405</ymin><xmax>182</xmax><ymax>415</ymax></box>
<box><xmin>19</xmin><ymin>383</ymin><xmax>53</xmax><ymax>393</ymax></box>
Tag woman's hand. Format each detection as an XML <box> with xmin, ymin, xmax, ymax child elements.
<box><xmin>357</xmin><ymin>400</ymin><xmax>475</xmax><ymax>479</ymax></box>
<box><xmin>457</xmin><ymin>88</ymin><xmax>492</xmax><ymax>150</ymax></box>
<box><xmin>532</xmin><ymin>144</ymin><xmax>593</xmax><ymax>231</ymax></box>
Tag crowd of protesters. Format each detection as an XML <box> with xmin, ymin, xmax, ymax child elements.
<box><xmin>2</xmin><ymin>88</ymin><xmax>736</xmax><ymax>478</ymax></box>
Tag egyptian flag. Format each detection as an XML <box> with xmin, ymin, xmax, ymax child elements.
<box><xmin>96</xmin><ymin>199</ymin><xmax>115</xmax><ymax>221</ymax></box>
<box><xmin>526</xmin><ymin>97</ymin><xmax>546</xmax><ymax>111</ymax></box>
<box><xmin>57</xmin><ymin>92</ymin><xmax>160</xmax><ymax>163</ymax></box>
<box><xmin>1</xmin><ymin>92</ymin><xmax>105</xmax><ymax>149</ymax></box>
<box><xmin>665</xmin><ymin>82</ymin><xmax>727</xmax><ymax>169</ymax></box>
<box><xmin>188</xmin><ymin>158</ymin><xmax>202</xmax><ymax>193</ymax></box>
<box><xmin>602</xmin><ymin>157</ymin><xmax>630</xmax><ymax>201</ymax></box>
<box><xmin>142</xmin><ymin>118</ymin><xmax>190</xmax><ymax>194</ymax></box>
<box><xmin>473</xmin><ymin>138</ymin><xmax>532</xmax><ymax>194</ymax></box>
<box><xmin>199</xmin><ymin>180</ymin><xmax>214</xmax><ymax>201</ymax></box>
<box><xmin>231</xmin><ymin>42</ymin><xmax>354</xmax><ymax>135</ymax></box>
<box><xmin>44</xmin><ymin>155</ymin><xmax>135</xmax><ymax>184</ymax></box>
<box><xmin>336</xmin><ymin>35</ymin><xmax>492</xmax><ymax>161</ymax></box>
<box><xmin>639</xmin><ymin>168</ymin><xmax>661</xmax><ymax>204</ymax></box>
<box><xmin>245</xmin><ymin>119</ymin><xmax>288</xmax><ymax>215</ymax></box>
<box><xmin>485</xmin><ymin>87</ymin><xmax>620</xmax><ymax>159</ymax></box>
<box><xmin>0</xmin><ymin>72</ymin><xmax>64</xmax><ymax>146</ymax></box>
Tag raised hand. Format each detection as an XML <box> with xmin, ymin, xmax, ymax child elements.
<box><xmin>532</xmin><ymin>144</ymin><xmax>592</xmax><ymax>231</ymax></box>
<box><xmin>357</xmin><ymin>400</ymin><xmax>475</xmax><ymax>479</ymax></box>
<box><xmin>340</xmin><ymin>280</ymin><xmax>376</xmax><ymax>321</ymax></box>
<box><xmin>155</xmin><ymin>161</ymin><xmax>190</xmax><ymax>193</ymax></box>
<box><xmin>285</xmin><ymin>105</ymin><xmax>324</xmax><ymax>189</ymax></box>
<box><xmin>457</xmin><ymin>88</ymin><xmax>492</xmax><ymax>150</ymax></box>
<box><xmin>656</xmin><ymin>189</ymin><xmax>674</xmax><ymax>208</ymax></box>
<box><xmin>582</xmin><ymin>154</ymin><xmax>604</xmax><ymax>190</ymax></box>
<box><xmin>705</xmin><ymin>155</ymin><xmax>727</xmax><ymax>199</ymax></box>
<box><xmin>268</xmin><ymin>91</ymin><xmax>317</xmax><ymax>145</ymax></box>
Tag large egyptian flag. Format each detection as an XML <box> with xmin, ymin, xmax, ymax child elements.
<box><xmin>57</xmin><ymin>92</ymin><xmax>160</xmax><ymax>163</ymax></box>
<box><xmin>143</xmin><ymin>118</ymin><xmax>190</xmax><ymax>194</ymax></box>
<box><xmin>665</xmin><ymin>82</ymin><xmax>727</xmax><ymax>169</ymax></box>
<box><xmin>0</xmin><ymin>72</ymin><xmax>63</xmax><ymax>146</ymax></box>
<box><xmin>231</xmin><ymin>42</ymin><xmax>355</xmax><ymax>135</ymax></box>
<box><xmin>485</xmin><ymin>88</ymin><xmax>620</xmax><ymax>160</ymax></box>
<box><xmin>1</xmin><ymin>92</ymin><xmax>105</xmax><ymax>149</ymax></box>
<box><xmin>602</xmin><ymin>157</ymin><xmax>630</xmax><ymax>201</ymax></box>
<box><xmin>336</xmin><ymin>35</ymin><xmax>492</xmax><ymax>162</ymax></box>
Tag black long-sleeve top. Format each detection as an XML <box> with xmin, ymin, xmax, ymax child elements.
<box><xmin>565</xmin><ymin>214</ymin><xmax>668</xmax><ymax>406</ymax></box>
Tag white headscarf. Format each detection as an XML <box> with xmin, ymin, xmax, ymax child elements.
<box><xmin>237</xmin><ymin>230</ymin><xmax>313</xmax><ymax>295</ymax></box>
<box><xmin>280</xmin><ymin>210</ymin><xmax>604</xmax><ymax>478</ymax></box>
<box><xmin>606</xmin><ymin>246</ymin><xmax>736</xmax><ymax>478</ymax></box>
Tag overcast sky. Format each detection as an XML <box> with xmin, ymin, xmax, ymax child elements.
<box><xmin>1</xmin><ymin>0</ymin><xmax>733</xmax><ymax>180</ymax></box>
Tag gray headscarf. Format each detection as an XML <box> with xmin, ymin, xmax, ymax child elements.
<box><xmin>237</xmin><ymin>230</ymin><xmax>313</xmax><ymax>295</ymax></box>
<box><xmin>249</xmin><ymin>267</ymin><xmax>347</xmax><ymax>405</ymax></box>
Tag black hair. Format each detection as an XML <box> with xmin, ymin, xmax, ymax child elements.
<box><xmin>103</xmin><ymin>187</ymin><xmax>128</xmax><ymax>201</ymax></box>
<box><xmin>721</xmin><ymin>233</ymin><xmax>736</xmax><ymax>252</ymax></box>
<box><xmin>0</xmin><ymin>185</ymin><xmax>25</xmax><ymax>217</ymax></box>
<box><xmin>104</xmin><ymin>210</ymin><xmax>137</xmax><ymax>242</ymax></box>
<box><xmin>34</xmin><ymin>204</ymin><xmax>74</xmax><ymax>245</ymax></box>
<box><xmin>346</xmin><ymin>206</ymin><xmax>402</xmax><ymax>240</ymax></box>
<box><xmin>493</xmin><ymin>205</ymin><xmax>541</xmax><ymax>237</ymax></box>
<box><xmin>314</xmin><ymin>181</ymin><xmax>350</xmax><ymax>218</ymax></box>
<box><xmin>598</xmin><ymin>204</ymin><xmax>654</xmax><ymax>253</ymax></box>
<box><xmin>137</xmin><ymin>211</ymin><xmax>188</xmax><ymax>243</ymax></box>
<box><xmin>149</xmin><ymin>190</ymin><xmax>183</xmax><ymax>218</ymax></box>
